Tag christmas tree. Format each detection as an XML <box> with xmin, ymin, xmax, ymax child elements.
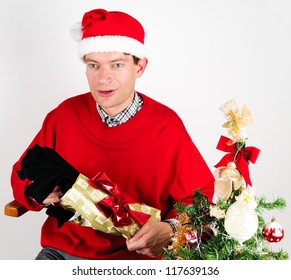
<box><xmin>163</xmin><ymin>99</ymin><xmax>288</xmax><ymax>260</ymax></box>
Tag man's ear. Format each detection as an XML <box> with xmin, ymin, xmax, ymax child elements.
<box><xmin>136</xmin><ymin>58</ymin><xmax>148</xmax><ymax>77</ymax></box>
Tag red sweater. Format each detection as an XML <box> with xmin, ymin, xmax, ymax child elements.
<box><xmin>11</xmin><ymin>92</ymin><xmax>214</xmax><ymax>259</ymax></box>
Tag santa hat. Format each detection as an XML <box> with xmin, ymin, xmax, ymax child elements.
<box><xmin>70</xmin><ymin>9</ymin><xmax>147</xmax><ymax>59</ymax></box>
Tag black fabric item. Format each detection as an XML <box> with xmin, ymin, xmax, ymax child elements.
<box><xmin>17</xmin><ymin>144</ymin><xmax>79</xmax><ymax>226</ymax></box>
<box><xmin>46</xmin><ymin>206</ymin><xmax>76</xmax><ymax>228</ymax></box>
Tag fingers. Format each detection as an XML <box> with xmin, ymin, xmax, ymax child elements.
<box><xmin>127</xmin><ymin>222</ymin><xmax>174</xmax><ymax>258</ymax></box>
<box><xmin>126</xmin><ymin>236</ymin><xmax>145</xmax><ymax>258</ymax></box>
<box><xmin>42</xmin><ymin>186</ymin><xmax>64</xmax><ymax>205</ymax></box>
<box><xmin>126</xmin><ymin>236</ymin><xmax>144</xmax><ymax>251</ymax></box>
<box><xmin>126</xmin><ymin>226</ymin><xmax>154</xmax><ymax>257</ymax></box>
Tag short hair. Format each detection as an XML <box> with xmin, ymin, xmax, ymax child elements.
<box><xmin>132</xmin><ymin>55</ymin><xmax>140</xmax><ymax>65</ymax></box>
<box><xmin>124</xmin><ymin>53</ymin><xmax>140</xmax><ymax>65</ymax></box>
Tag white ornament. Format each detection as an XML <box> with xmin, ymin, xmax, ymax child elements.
<box><xmin>236</xmin><ymin>186</ymin><xmax>258</xmax><ymax>209</ymax></box>
<box><xmin>224</xmin><ymin>199</ymin><xmax>258</xmax><ymax>244</ymax></box>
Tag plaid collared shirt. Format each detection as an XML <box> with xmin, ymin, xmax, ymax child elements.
<box><xmin>97</xmin><ymin>92</ymin><xmax>143</xmax><ymax>127</ymax></box>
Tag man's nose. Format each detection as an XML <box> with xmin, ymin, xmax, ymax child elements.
<box><xmin>97</xmin><ymin>67</ymin><xmax>112</xmax><ymax>83</ymax></box>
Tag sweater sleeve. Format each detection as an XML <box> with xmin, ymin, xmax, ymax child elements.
<box><xmin>10</xmin><ymin>109</ymin><xmax>58</xmax><ymax>211</ymax></box>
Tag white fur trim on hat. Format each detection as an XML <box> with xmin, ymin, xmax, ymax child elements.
<box><xmin>78</xmin><ymin>35</ymin><xmax>147</xmax><ymax>59</ymax></box>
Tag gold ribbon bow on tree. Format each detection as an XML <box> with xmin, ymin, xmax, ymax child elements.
<box><xmin>215</xmin><ymin>99</ymin><xmax>260</xmax><ymax>187</ymax></box>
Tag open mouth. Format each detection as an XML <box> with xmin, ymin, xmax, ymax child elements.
<box><xmin>98</xmin><ymin>90</ymin><xmax>115</xmax><ymax>97</ymax></box>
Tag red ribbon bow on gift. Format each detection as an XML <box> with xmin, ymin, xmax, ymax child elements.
<box><xmin>89</xmin><ymin>172</ymin><xmax>151</xmax><ymax>227</ymax></box>
<box><xmin>214</xmin><ymin>136</ymin><xmax>260</xmax><ymax>186</ymax></box>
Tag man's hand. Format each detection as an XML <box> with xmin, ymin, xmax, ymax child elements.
<box><xmin>42</xmin><ymin>185</ymin><xmax>64</xmax><ymax>205</ymax></box>
<box><xmin>42</xmin><ymin>185</ymin><xmax>74</xmax><ymax>228</ymax></box>
<box><xmin>126</xmin><ymin>221</ymin><xmax>173</xmax><ymax>258</ymax></box>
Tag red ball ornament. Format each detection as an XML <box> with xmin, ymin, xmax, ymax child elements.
<box><xmin>185</xmin><ymin>226</ymin><xmax>215</xmax><ymax>247</ymax></box>
<box><xmin>201</xmin><ymin>225</ymin><xmax>215</xmax><ymax>242</ymax></box>
<box><xmin>186</xmin><ymin>229</ymin><xmax>198</xmax><ymax>247</ymax></box>
<box><xmin>262</xmin><ymin>217</ymin><xmax>284</xmax><ymax>243</ymax></box>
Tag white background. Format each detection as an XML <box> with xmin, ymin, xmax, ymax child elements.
<box><xmin>0</xmin><ymin>0</ymin><xmax>290</xmax><ymax>260</ymax></box>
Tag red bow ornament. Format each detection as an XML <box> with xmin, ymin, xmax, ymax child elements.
<box><xmin>214</xmin><ymin>136</ymin><xmax>260</xmax><ymax>186</ymax></box>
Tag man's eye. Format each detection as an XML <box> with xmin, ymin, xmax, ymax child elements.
<box><xmin>87</xmin><ymin>63</ymin><xmax>98</xmax><ymax>69</ymax></box>
<box><xmin>113</xmin><ymin>63</ymin><xmax>123</xmax><ymax>69</ymax></box>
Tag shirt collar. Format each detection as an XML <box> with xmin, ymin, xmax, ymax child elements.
<box><xmin>97</xmin><ymin>92</ymin><xmax>143</xmax><ymax>127</ymax></box>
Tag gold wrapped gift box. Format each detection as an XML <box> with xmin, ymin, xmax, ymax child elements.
<box><xmin>61</xmin><ymin>173</ymin><xmax>161</xmax><ymax>239</ymax></box>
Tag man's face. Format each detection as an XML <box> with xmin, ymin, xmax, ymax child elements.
<box><xmin>85</xmin><ymin>52</ymin><xmax>147</xmax><ymax>116</ymax></box>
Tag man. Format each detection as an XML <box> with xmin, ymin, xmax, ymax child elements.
<box><xmin>10</xmin><ymin>8</ymin><xmax>214</xmax><ymax>260</ymax></box>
